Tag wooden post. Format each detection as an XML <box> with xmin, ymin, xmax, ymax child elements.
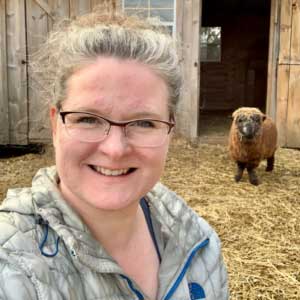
<box><xmin>27</xmin><ymin>0</ymin><xmax>53</xmax><ymax>143</ymax></box>
<box><xmin>276</xmin><ymin>0</ymin><xmax>293</xmax><ymax>146</ymax></box>
<box><xmin>290</xmin><ymin>0</ymin><xmax>300</xmax><ymax>63</ymax></box>
<box><xmin>6</xmin><ymin>0</ymin><xmax>28</xmax><ymax>145</ymax></box>
<box><xmin>286</xmin><ymin>0</ymin><xmax>300</xmax><ymax>147</ymax></box>
<box><xmin>266</xmin><ymin>0</ymin><xmax>280</xmax><ymax>120</ymax></box>
<box><xmin>176</xmin><ymin>0</ymin><xmax>201</xmax><ymax>141</ymax></box>
<box><xmin>0</xmin><ymin>0</ymin><xmax>9</xmax><ymax>144</ymax></box>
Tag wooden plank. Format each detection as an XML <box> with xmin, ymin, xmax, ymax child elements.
<box><xmin>49</xmin><ymin>0</ymin><xmax>69</xmax><ymax>19</ymax></box>
<box><xmin>91</xmin><ymin>0</ymin><xmax>105</xmax><ymax>10</ymax></box>
<box><xmin>69</xmin><ymin>0</ymin><xmax>77</xmax><ymax>19</ymax></box>
<box><xmin>26</xmin><ymin>0</ymin><xmax>51</xmax><ymax>142</ymax></box>
<box><xmin>278</xmin><ymin>0</ymin><xmax>293</xmax><ymax>64</ymax></box>
<box><xmin>69</xmin><ymin>0</ymin><xmax>91</xmax><ymax>18</ymax></box>
<box><xmin>190</xmin><ymin>0</ymin><xmax>202</xmax><ymax>134</ymax></box>
<box><xmin>266</xmin><ymin>0</ymin><xmax>280</xmax><ymax>120</ymax></box>
<box><xmin>177</xmin><ymin>0</ymin><xmax>192</xmax><ymax>137</ymax></box>
<box><xmin>290</xmin><ymin>0</ymin><xmax>300</xmax><ymax>63</ymax></box>
<box><xmin>0</xmin><ymin>0</ymin><xmax>9</xmax><ymax>144</ymax></box>
<box><xmin>176</xmin><ymin>0</ymin><xmax>184</xmax><ymax>62</ymax></box>
<box><xmin>6</xmin><ymin>0</ymin><xmax>28</xmax><ymax>145</ymax></box>
<box><xmin>276</xmin><ymin>65</ymin><xmax>290</xmax><ymax>146</ymax></box>
<box><xmin>176</xmin><ymin>0</ymin><xmax>201</xmax><ymax>140</ymax></box>
<box><xmin>286</xmin><ymin>63</ymin><xmax>300</xmax><ymax>147</ymax></box>
<box><xmin>47</xmin><ymin>0</ymin><xmax>69</xmax><ymax>30</ymax></box>
<box><xmin>33</xmin><ymin>0</ymin><xmax>54</xmax><ymax>19</ymax></box>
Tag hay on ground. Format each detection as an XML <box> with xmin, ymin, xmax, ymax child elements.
<box><xmin>0</xmin><ymin>137</ymin><xmax>299</xmax><ymax>299</ymax></box>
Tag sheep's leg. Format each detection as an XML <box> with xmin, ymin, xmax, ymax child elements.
<box><xmin>266</xmin><ymin>155</ymin><xmax>275</xmax><ymax>172</ymax></box>
<box><xmin>247</xmin><ymin>165</ymin><xmax>259</xmax><ymax>185</ymax></box>
<box><xmin>235</xmin><ymin>161</ymin><xmax>246</xmax><ymax>182</ymax></box>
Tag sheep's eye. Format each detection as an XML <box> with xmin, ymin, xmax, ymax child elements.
<box><xmin>237</xmin><ymin>116</ymin><xmax>245</xmax><ymax>123</ymax></box>
<box><xmin>251</xmin><ymin>114</ymin><xmax>261</xmax><ymax>122</ymax></box>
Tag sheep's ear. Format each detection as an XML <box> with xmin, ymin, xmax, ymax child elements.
<box><xmin>262</xmin><ymin>114</ymin><xmax>266</xmax><ymax>121</ymax></box>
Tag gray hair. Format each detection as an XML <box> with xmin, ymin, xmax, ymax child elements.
<box><xmin>30</xmin><ymin>8</ymin><xmax>182</xmax><ymax>118</ymax></box>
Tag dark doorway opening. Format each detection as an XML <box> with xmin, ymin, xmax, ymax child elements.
<box><xmin>199</xmin><ymin>0</ymin><xmax>271</xmax><ymax>144</ymax></box>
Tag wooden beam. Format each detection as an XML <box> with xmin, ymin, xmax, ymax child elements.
<box><xmin>6</xmin><ymin>0</ymin><xmax>28</xmax><ymax>144</ymax></box>
<box><xmin>33</xmin><ymin>0</ymin><xmax>54</xmax><ymax>20</ymax></box>
<box><xmin>176</xmin><ymin>0</ymin><xmax>201</xmax><ymax>140</ymax></box>
<box><xmin>27</xmin><ymin>0</ymin><xmax>51</xmax><ymax>143</ymax></box>
<box><xmin>266</xmin><ymin>0</ymin><xmax>280</xmax><ymax>120</ymax></box>
<box><xmin>0</xmin><ymin>0</ymin><xmax>9</xmax><ymax>144</ymax></box>
<box><xmin>290</xmin><ymin>0</ymin><xmax>300</xmax><ymax>63</ymax></box>
<box><xmin>69</xmin><ymin>0</ymin><xmax>91</xmax><ymax>18</ymax></box>
<box><xmin>286</xmin><ymin>65</ymin><xmax>300</xmax><ymax>147</ymax></box>
<box><xmin>278</xmin><ymin>0</ymin><xmax>293</xmax><ymax>64</ymax></box>
<box><xmin>286</xmin><ymin>0</ymin><xmax>300</xmax><ymax>148</ymax></box>
<box><xmin>276</xmin><ymin>64</ymin><xmax>289</xmax><ymax>147</ymax></box>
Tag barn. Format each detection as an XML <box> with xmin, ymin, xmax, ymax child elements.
<box><xmin>0</xmin><ymin>0</ymin><xmax>299</xmax><ymax>148</ymax></box>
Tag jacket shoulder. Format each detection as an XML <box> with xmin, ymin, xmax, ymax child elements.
<box><xmin>0</xmin><ymin>187</ymin><xmax>37</xmax><ymax>249</ymax></box>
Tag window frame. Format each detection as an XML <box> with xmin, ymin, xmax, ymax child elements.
<box><xmin>122</xmin><ymin>0</ymin><xmax>177</xmax><ymax>37</ymax></box>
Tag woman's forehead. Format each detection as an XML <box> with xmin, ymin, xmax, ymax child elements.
<box><xmin>63</xmin><ymin>57</ymin><xmax>170</xmax><ymax>115</ymax></box>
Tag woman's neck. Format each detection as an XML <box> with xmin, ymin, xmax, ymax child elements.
<box><xmin>85</xmin><ymin>203</ymin><xmax>143</xmax><ymax>252</ymax></box>
<box><xmin>61</xmin><ymin>190</ymin><xmax>159</xmax><ymax>300</ymax></box>
<box><xmin>61</xmin><ymin>191</ymin><xmax>143</xmax><ymax>251</ymax></box>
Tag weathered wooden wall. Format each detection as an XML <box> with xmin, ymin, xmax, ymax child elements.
<box><xmin>276</xmin><ymin>0</ymin><xmax>300</xmax><ymax>147</ymax></box>
<box><xmin>0</xmin><ymin>0</ymin><xmax>9</xmax><ymax>144</ymax></box>
<box><xmin>0</xmin><ymin>0</ymin><xmax>104</xmax><ymax>145</ymax></box>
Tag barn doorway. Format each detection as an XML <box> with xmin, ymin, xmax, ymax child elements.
<box><xmin>198</xmin><ymin>0</ymin><xmax>271</xmax><ymax>144</ymax></box>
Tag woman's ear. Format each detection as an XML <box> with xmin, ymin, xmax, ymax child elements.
<box><xmin>49</xmin><ymin>106</ymin><xmax>58</xmax><ymax>142</ymax></box>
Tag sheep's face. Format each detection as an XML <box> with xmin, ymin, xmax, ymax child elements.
<box><xmin>235</xmin><ymin>113</ymin><xmax>265</xmax><ymax>140</ymax></box>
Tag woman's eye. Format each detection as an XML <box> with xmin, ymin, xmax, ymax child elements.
<box><xmin>134</xmin><ymin>120</ymin><xmax>155</xmax><ymax>128</ymax></box>
<box><xmin>76</xmin><ymin>117</ymin><xmax>98</xmax><ymax>124</ymax></box>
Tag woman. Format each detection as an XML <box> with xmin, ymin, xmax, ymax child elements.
<box><xmin>0</xmin><ymin>5</ymin><xmax>228</xmax><ymax>300</ymax></box>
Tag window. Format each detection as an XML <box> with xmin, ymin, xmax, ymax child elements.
<box><xmin>200</xmin><ymin>27</ymin><xmax>221</xmax><ymax>62</ymax></box>
<box><xmin>122</xmin><ymin>0</ymin><xmax>176</xmax><ymax>37</ymax></box>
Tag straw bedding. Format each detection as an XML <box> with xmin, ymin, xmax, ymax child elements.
<box><xmin>0</xmin><ymin>137</ymin><xmax>299</xmax><ymax>299</ymax></box>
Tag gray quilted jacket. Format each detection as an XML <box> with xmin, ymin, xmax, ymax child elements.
<box><xmin>0</xmin><ymin>167</ymin><xmax>229</xmax><ymax>300</ymax></box>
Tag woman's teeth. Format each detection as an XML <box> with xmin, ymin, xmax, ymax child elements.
<box><xmin>93</xmin><ymin>166</ymin><xmax>130</xmax><ymax>176</ymax></box>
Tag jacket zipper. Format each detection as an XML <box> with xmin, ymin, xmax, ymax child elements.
<box><xmin>120</xmin><ymin>274</ymin><xmax>145</xmax><ymax>300</ymax></box>
<box><xmin>120</xmin><ymin>238</ymin><xmax>209</xmax><ymax>300</ymax></box>
<box><xmin>163</xmin><ymin>238</ymin><xmax>209</xmax><ymax>300</ymax></box>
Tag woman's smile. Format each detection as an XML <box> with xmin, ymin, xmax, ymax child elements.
<box><xmin>89</xmin><ymin>165</ymin><xmax>136</xmax><ymax>176</ymax></box>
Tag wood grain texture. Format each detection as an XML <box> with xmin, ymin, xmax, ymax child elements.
<box><xmin>0</xmin><ymin>0</ymin><xmax>9</xmax><ymax>144</ymax></box>
<box><xmin>176</xmin><ymin>0</ymin><xmax>201</xmax><ymax>140</ymax></box>
<box><xmin>6</xmin><ymin>0</ymin><xmax>28</xmax><ymax>145</ymax></box>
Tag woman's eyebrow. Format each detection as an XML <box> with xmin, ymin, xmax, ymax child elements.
<box><xmin>125</xmin><ymin>111</ymin><xmax>166</xmax><ymax>120</ymax></box>
<box><xmin>64</xmin><ymin>108</ymin><xmax>166</xmax><ymax>120</ymax></box>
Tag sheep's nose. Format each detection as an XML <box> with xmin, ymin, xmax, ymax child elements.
<box><xmin>242</xmin><ymin>123</ymin><xmax>255</xmax><ymax>139</ymax></box>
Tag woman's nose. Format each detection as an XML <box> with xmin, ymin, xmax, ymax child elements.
<box><xmin>97</xmin><ymin>125</ymin><xmax>131</xmax><ymax>158</ymax></box>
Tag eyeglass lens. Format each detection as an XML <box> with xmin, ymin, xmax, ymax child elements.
<box><xmin>62</xmin><ymin>112</ymin><xmax>172</xmax><ymax>147</ymax></box>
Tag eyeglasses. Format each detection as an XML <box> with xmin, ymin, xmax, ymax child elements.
<box><xmin>59</xmin><ymin>111</ymin><xmax>175</xmax><ymax>147</ymax></box>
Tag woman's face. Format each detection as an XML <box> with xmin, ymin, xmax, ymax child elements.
<box><xmin>50</xmin><ymin>57</ymin><xmax>171</xmax><ymax>212</ymax></box>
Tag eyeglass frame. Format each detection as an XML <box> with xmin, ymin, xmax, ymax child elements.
<box><xmin>58</xmin><ymin>110</ymin><xmax>175</xmax><ymax>146</ymax></box>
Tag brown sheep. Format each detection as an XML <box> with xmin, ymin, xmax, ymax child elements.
<box><xmin>228</xmin><ymin>107</ymin><xmax>278</xmax><ymax>185</ymax></box>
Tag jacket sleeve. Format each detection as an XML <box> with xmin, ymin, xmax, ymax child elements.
<box><xmin>0</xmin><ymin>258</ymin><xmax>38</xmax><ymax>300</ymax></box>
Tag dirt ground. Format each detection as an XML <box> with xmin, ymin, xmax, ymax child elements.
<box><xmin>0</xmin><ymin>136</ymin><xmax>300</xmax><ymax>299</ymax></box>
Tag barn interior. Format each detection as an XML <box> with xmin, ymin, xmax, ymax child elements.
<box><xmin>198</xmin><ymin>0</ymin><xmax>271</xmax><ymax>144</ymax></box>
